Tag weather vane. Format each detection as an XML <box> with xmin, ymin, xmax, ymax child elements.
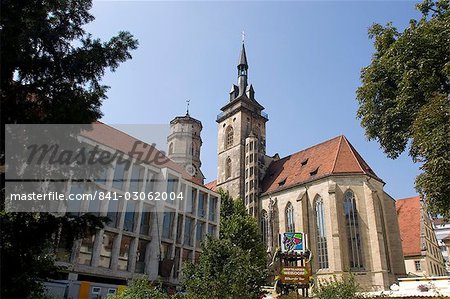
<box><xmin>186</xmin><ymin>99</ymin><xmax>190</xmax><ymax>115</ymax></box>
<box><xmin>241</xmin><ymin>31</ymin><xmax>245</xmax><ymax>44</ymax></box>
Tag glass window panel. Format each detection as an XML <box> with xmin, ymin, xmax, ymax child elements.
<box><xmin>129</xmin><ymin>164</ymin><xmax>144</xmax><ymax>193</ymax></box>
<box><xmin>209</xmin><ymin>197</ymin><xmax>217</xmax><ymax>222</ymax></box>
<box><xmin>107</xmin><ymin>199</ymin><xmax>120</xmax><ymax>228</ymax></box>
<box><xmin>77</xmin><ymin>235</ymin><xmax>95</xmax><ymax>265</ymax></box>
<box><xmin>112</xmin><ymin>161</ymin><xmax>128</xmax><ymax>190</ymax></box>
<box><xmin>344</xmin><ymin>190</ymin><xmax>364</xmax><ymax>270</ymax></box>
<box><xmin>99</xmin><ymin>232</ymin><xmax>115</xmax><ymax>268</ymax></box>
<box><xmin>135</xmin><ymin>239</ymin><xmax>149</xmax><ymax>274</ymax></box>
<box><xmin>117</xmin><ymin>235</ymin><xmax>132</xmax><ymax>271</ymax></box>
<box><xmin>140</xmin><ymin>205</ymin><xmax>152</xmax><ymax>236</ymax></box>
<box><xmin>162</xmin><ymin>210</ymin><xmax>175</xmax><ymax>239</ymax></box>
<box><xmin>198</xmin><ymin>192</ymin><xmax>206</xmax><ymax>218</ymax></box>
<box><xmin>315</xmin><ymin>196</ymin><xmax>329</xmax><ymax>269</ymax></box>
<box><xmin>184</xmin><ymin>217</ymin><xmax>194</xmax><ymax>246</ymax></box>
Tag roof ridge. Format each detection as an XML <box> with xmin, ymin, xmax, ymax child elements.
<box><xmin>341</xmin><ymin>136</ymin><xmax>366</xmax><ymax>174</ymax></box>
<box><xmin>277</xmin><ymin>135</ymin><xmax>343</xmax><ymax>161</ymax></box>
<box><xmin>331</xmin><ymin>135</ymin><xmax>344</xmax><ymax>173</ymax></box>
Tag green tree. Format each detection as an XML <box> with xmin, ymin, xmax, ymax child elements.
<box><xmin>109</xmin><ymin>276</ymin><xmax>173</xmax><ymax>299</ymax></box>
<box><xmin>356</xmin><ymin>0</ymin><xmax>450</xmax><ymax>218</ymax></box>
<box><xmin>312</xmin><ymin>275</ymin><xmax>363</xmax><ymax>299</ymax></box>
<box><xmin>0</xmin><ymin>1</ymin><xmax>138</xmax><ymax>298</ymax></box>
<box><xmin>181</xmin><ymin>189</ymin><xmax>268</xmax><ymax>299</ymax></box>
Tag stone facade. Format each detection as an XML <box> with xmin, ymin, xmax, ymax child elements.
<box><xmin>208</xmin><ymin>43</ymin><xmax>407</xmax><ymax>291</ymax></box>
<box><xmin>167</xmin><ymin>113</ymin><xmax>205</xmax><ymax>182</ymax></box>
<box><xmin>260</xmin><ymin>177</ymin><xmax>405</xmax><ymax>290</ymax></box>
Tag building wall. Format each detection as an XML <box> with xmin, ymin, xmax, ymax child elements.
<box><xmin>260</xmin><ymin>175</ymin><xmax>405</xmax><ymax>291</ymax></box>
<box><xmin>54</xmin><ymin>138</ymin><xmax>220</xmax><ymax>298</ymax></box>
<box><xmin>421</xmin><ymin>209</ymin><xmax>446</xmax><ymax>276</ymax></box>
<box><xmin>167</xmin><ymin>116</ymin><xmax>204</xmax><ymax>181</ymax></box>
<box><xmin>216</xmin><ymin>107</ymin><xmax>267</xmax><ymax>201</ymax></box>
<box><xmin>434</xmin><ymin>221</ymin><xmax>450</xmax><ymax>275</ymax></box>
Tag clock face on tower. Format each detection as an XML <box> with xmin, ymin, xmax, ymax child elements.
<box><xmin>185</xmin><ymin>163</ymin><xmax>197</xmax><ymax>177</ymax></box>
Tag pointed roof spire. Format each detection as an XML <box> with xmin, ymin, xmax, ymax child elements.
<box><xmin>238</xmin><ymin>43</ymin><xmax>248</xmax><ymax>67</ymax></box>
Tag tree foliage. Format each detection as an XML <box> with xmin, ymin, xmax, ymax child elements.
<box><xmin>312</xmin><ymin>275</ymin><xmax>364</xmax><ymax>299</ymax></box>
<box><xmin>0</xmin><ymin>1</ymin><xmax>138</xmax><ymax>298</ymax></box>
<box><xmin>109</xmin><ymin>276</ymin><xmax>178</xmax><ymax>299</ymax></box>
<box><xmin>181</xmin><ymin>189</ymin><xmax>268</xmax><ymax>299</ymax></box>
<box><xmin>356</xmin><ymin>0</ymin><xmax>450</xmax><ymax>217</ymax></box>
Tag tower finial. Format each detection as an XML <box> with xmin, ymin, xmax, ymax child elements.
<box><xmin>241</xmin><ymin>31</ymin><xmax>245</xmax><ymax>44</ymax></box>
<box><xmin>186</xmin><ymin>99</ymin><xmax>190</xmax><ymax>116</ymax></box>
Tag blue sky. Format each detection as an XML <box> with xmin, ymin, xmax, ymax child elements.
<box><xmin>89</xmin><ymin>1</ymin><xmax>422</xmax><ymax>199</ymax></box>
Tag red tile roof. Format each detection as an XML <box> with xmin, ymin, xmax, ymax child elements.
<box><xmin>81</xmin><ymin>122</ymin><xmax>204</xmax><ymax>186</ymax></box>
<box><xmin>205</xmin><ymin>180</ymin><xmax>217</xmax><ymax>192</ymax></box>
<box><xmin>396</xmin><ymin>196</ymin><xmax>422</xmax><ymax>257</ymax></box>
<box><xmin>260</xmin><ymin>135</ymin><xmax>380</xmax><ymax>194</ymax></box>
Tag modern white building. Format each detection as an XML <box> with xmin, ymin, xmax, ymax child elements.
<box><xmin>47</xmin><ymin>123</ymin><xmax>220</xmax><ymax>299</ymax></box>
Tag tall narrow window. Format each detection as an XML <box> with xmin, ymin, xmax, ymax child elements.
<box><xmin>168</xmin><ymin>143</ymin><xmax>174</xmax><ymax>155</ymax></box>
<box><xmin>315</xmin><ymin>196</ymin><xmax>329</xmax><ymax>269</ymax></box>
<box><xmin>344</xmin><ymin>190</ymin><xmax>364</xmax><ymax>270</ymax></box>
<box><xmin>285</xmin><ymin>202</ymin><xmax>295</xmax><ymax>232</ymax></box>
<box><xmin>225</xmin><ymin>126</ymin><xmax>234</xmax><ymax>149</ymax></box>
<box><xmin>225</xmin><ymin>157</ymin><xmax>232</xmax><ymax>179</ymax></box>
<box><xmin>261</xmin><ymin>210</ymin><xmax>269</xmax><ymax>246</ymax></box>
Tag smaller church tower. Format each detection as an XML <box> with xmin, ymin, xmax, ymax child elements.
<box><xmin>167</xmin><ymin>103</ymin><xmax>205</xmax><ymax>183</ymax></box>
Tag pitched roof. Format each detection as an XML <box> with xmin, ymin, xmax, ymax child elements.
<box><xmin>81</xmin><ymin>122</ymin><xmax>204</xmax><ymax>187</ymax></box>
<box><xmin>396</xmin><ymin>196</ymin><xmax>422</xmax><ymax>257</ymax></box>
<box><xmin>205</xmin><ymin>180</ymin><xmax>217</xmax><ymax>192</ymax></box>
<box><xmin>260</xmin><ymin>135</ymin><xmax>380</xmax><ymax>194</ymax></box>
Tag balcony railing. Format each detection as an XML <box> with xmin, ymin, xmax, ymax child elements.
<box><xmin>216</xmin><ymin>111</ymin><xmax>269</xmax><ymax>121</ymax></box>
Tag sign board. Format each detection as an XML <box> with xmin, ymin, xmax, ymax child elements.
<box><xmin>280</xmin><ymin>232</ymin><xmax>306</xmax><ymax>253</ymax></box>
<box><xmin>279</xmin><ymin>266</ymin><xmax>311</xmax><ymax>284</ymax></box>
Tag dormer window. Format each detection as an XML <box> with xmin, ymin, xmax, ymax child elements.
<box><xmin>310</xmin><ymin>167</ymin><xmax>319</xmax><ymax>176</ymax></box>
<box><xmin>278</xmin><ymin>177</ymin><xmax>287</xmax><ymax>186</ymax></box>
<box><xmin>301</xmin><ymin>158</ymin><xmax>308</xmax><ymax>166</ymax></box>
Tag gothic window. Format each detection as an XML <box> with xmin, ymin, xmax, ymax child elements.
<box><xmin>225</xmin><ymin>126</ymin><xmax>233</xmax><ymax>149</ymax></box>
<box><xmin>344</xmin><ymin>190</ymin><xmax>364</xmax><ymax>270</ymax></box>
<box><xmin>285</xmin><ymin>202</ymin><xmax>295</xmax><ymax>232</ymax></box>
<box><xmin>261</xmin><ymin>210</ymin><xmax>269</xmax><ymax>246</ymax></box>
<box><xmin>315</xmin><ymin>196</ymin><xmax>329</xmax><ymax>269</ymax></box>
<box><xmin>169</xmin><ymin>143</ymin><xmax>174</xmax><ymax>155</ymax></box>
<box><xmin>225</xmin><ymin>157</ymin><xmax>231</xmax><ymax>179</ymax></box>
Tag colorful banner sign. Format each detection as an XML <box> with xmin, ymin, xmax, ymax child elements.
<box><xmin>280</xmin><ymin>232</ymin><xmax>306</xmax><ymax>253</ymax></box>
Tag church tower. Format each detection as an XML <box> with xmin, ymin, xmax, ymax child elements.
<box><xmin>168</xmin><ymin>105</ymin><xmax>205</xmax><ymax>183</ymax></box>
<box><xmin>216</xmin><ymin>42</ymin><xmax>268</xmax><ymax>217</ymax></box>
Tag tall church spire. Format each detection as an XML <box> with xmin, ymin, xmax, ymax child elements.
<box><xmin>237</xmin><ymin>43</ymin><xmax>248</xmax><ymax>96</ymax></box>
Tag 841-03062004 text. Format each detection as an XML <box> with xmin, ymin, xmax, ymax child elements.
<box><xmin>9</xmin><ymin>191</ymin><xmax>184</xmax><ymax>201</ymax></box>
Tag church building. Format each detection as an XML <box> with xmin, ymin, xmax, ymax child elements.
<box><xmin>204</xmin><ymin>43</ymin><xmax>407</xmax><ymax>290</ymax></box>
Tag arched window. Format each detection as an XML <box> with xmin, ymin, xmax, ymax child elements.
<box><xmin>168</xmin><ymin>143</ymin><xmax>174</xmax><ymax>155</ymax></box>
<box><xmin>315</xmin><ymin>196</ymin><xmax>329</xmax><ymax>269</ymax></box>
<box><xmin>225</xmin><ymin>126</ymin><xmax>234</xmax><ymax>149</ymax></box>
<box><xmin>261</xmin><ymin>210</ymin><xmax>269</xmax><ymax>246</ymax></box>
<box><xmin>225</xmin><ymin>157</ymin><xmax>231</xmax><ymax>179</ymax></box>
<box><xmin>285</xmin><ymin>202</ymin><xmax>295</xmax><ymax>232</ymax></box>
<box><xmin>344</xmin><ymin>190</ymin><xmax>364</xmax><ymax>270</ymax></box>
